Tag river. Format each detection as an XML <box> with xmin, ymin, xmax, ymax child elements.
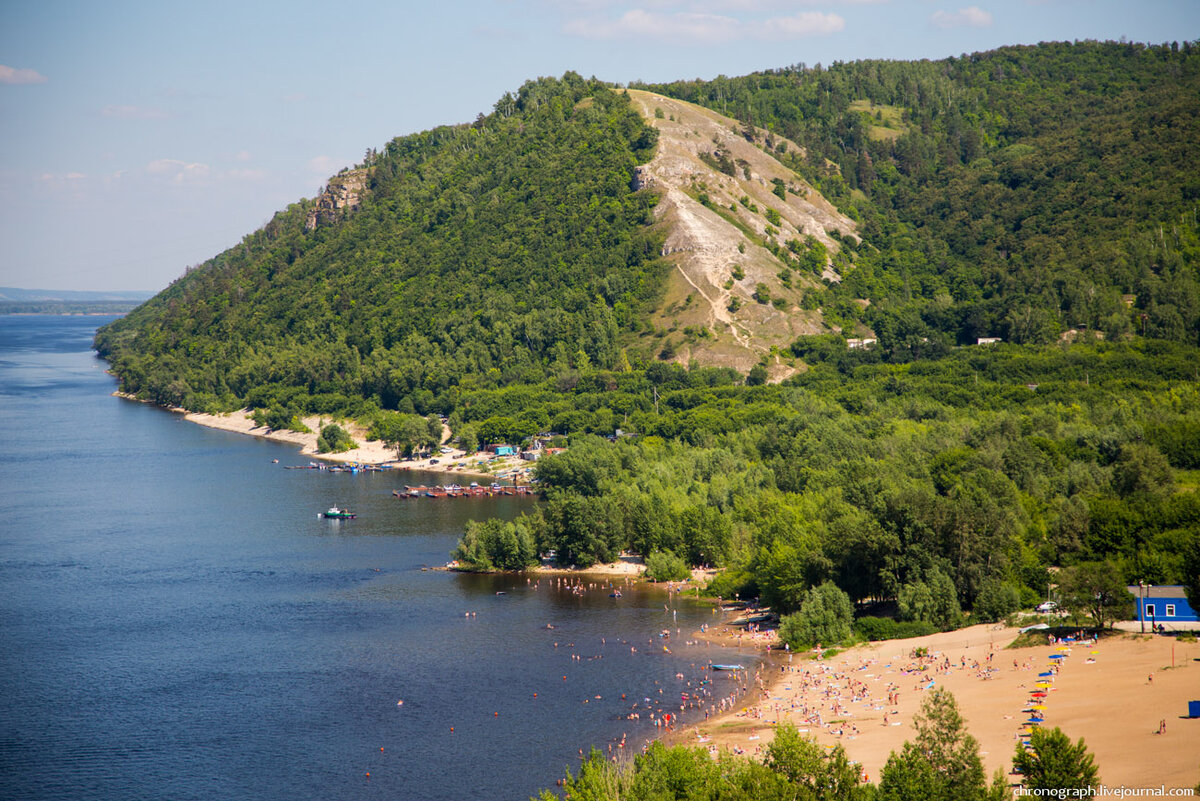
<box><xmin>0</xmin><ymin>314</ymin><xmax>758</xmax><ymax>801</ymax></box>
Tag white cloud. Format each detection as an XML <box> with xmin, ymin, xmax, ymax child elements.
<box><xmin>101</xmin><ymin>104</ymin><xmax>170</xmax><ymax>119</ymax></box>
<box><xmin>234</xmin><ymin>150</ymin><xmax>253</xmax><ymax>162</ymax></box>
<box><xmin>564</xmin><ymin>6</ymin><xmax>844</xmax><ymax>41</ymax></box>
<box><xmin>757</xmin><ymin>11</ymin><xmax>846</xmax><ymax>38</ymax></box>
<box><xmin>0</xmin><ymin>64</ymin><xmax>48</xmax><ymax>85</ymax></box>
<box><xmin>930</xmin><ymin>6</ymin><xmax>993</xmax><ymax>29</ymax></box>
<box><xmin>146</xmin><ymin>158</ymin><xmax>211</xmax><ymax>183</ymax></box>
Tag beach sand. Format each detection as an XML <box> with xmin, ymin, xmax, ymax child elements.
<box><xmin>175</xmin><ymin>406</ymin><xmax>534</xmax><ymax>480</ymax></box>
<box><xmin>676</xmin><ymin>623</ymin><xmax>1200</xmax><ymax>789</ymax></box>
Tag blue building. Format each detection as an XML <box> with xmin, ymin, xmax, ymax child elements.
<box><xmin>1127</xmin><ymin>585</ymin><xmax>1199</xmax><ymax>629</ymax></box>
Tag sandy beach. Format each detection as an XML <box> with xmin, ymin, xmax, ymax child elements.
<box><xmin>675</xmin><ymin>622</ymin><xmax>1200</xmax><ymax>789</ymax></box>
<box><xmin>164</xmin><ymin>404</ymin><xmax>536</xmax><ymax>481</ymax></box>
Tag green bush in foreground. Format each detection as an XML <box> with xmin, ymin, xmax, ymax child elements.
<box><xmin>535</xmin><ymin>724</ymin><xmax>871</xmax><ymax>801</ymax></box>
<box><xmin>1012</xmin><ymin>726</ymin><xmax>1099</xmax><ymax>792</ymax></box>
<box><xmin>535</xmin><ymin>691</ymin><xmax>1017</xmax><ymax>800</ymax></box>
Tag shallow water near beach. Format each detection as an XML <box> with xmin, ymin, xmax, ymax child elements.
<box><xmin>0</xmin><ymin>315</ymin><xmax>760</xmax><ymax>801</ymax></box>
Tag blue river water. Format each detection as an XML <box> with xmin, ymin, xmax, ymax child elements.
<box><xmin>0</xmin><ymin>315</ymin><xmax>758</xmax><ymax>801</ymax></box>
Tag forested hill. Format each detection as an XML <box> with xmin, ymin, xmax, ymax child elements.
<box><xmin>97</xmin><ymin>42</ymin><xmax>1200</xmax><ymax>421</ymax></box>
<box><xmin>641</xmin><ymin>39</ymin><xmax>1200</xmax><ymax>350</ymax></box>
<box><xmin>95</xmin><ymin>75</ymin><xmax>662</xmax><ymax>414</ymax></box>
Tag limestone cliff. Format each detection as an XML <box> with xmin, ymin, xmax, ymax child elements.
<box><xmin>305</xmin><ymin>168</ymin><xmax>371</xmax><ymax>231</ymax></box>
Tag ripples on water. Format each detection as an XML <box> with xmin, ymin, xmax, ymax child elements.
<box><xmin>0</xmin><ymin>316</ymin><xmax>759</xmax><ymax>801</ymax></box>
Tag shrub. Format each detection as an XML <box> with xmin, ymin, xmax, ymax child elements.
<box><xmin>704</xmin><ymin>568</ymin><xmax>756</xmax><ymax>600</ymax></box>
<box><xmin>317</xmin><ymin>423</ymin><xmax>356</xmax><ymax>453</ymax></box>
<box><xmin>645</xmin><ymin>549</ymin><xmax>690</xmax><ymax>582</ymax></box>
<box><xmin>779</xmin><ymin>581</ymin><xmax>853</xmax><ymax>650</ymax></box>
<box><xmin>854</xmin><ymin>616</ymin><xmax>937</xmax><ymax>641</ymax></box>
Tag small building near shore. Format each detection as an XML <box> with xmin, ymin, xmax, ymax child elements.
<box><xmin>1128</xmin><ymin>585</ymin><xmax>1199</xmax><ymax>628</ymax></box>
<box><xmin>486</xmin><ymin>444</ymin><xmax>517</xmax><ymax>457</ymax></box>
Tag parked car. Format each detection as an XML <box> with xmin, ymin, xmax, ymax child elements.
<box><xmin>1036</xmin><ymin>601</ymin><xmax>1058</xmax><ymax>613</ymax></box>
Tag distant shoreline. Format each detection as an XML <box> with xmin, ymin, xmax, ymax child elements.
<box><xmin>112</xmin><ymin>393</ymin><xmax>535</xmax><ymax>482</ymax></box>
<box><xmin>2</xmin><ymin>310</ymin><xmax>134</xmax><ymax>316</ymax></box>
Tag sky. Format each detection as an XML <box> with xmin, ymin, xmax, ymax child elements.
<box><xmin>2</xmin><ymin>0</ymin><xmax>1197</xmax><ymax>292</ymax></box>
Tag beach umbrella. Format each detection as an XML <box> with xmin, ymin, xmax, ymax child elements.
<box><xmin>1038</xmin><ymin>671</ymin><xmax>1054</xmax><ymax>677</ymax></box>
<box><xmin>1049</xmin><ymin>654</ymin><xmax>1066</xmax><ymax>660</ymax></box>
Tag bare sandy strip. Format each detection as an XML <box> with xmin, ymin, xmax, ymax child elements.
<box><xmin>169</xmin><ymin>405</ymin><xmax>535</xmax><ymax>480</ymax></box>
<box><xmin>676</xmin><ymin>624</ymin><xmax>1200</xmax><ymax>789</ymax></box>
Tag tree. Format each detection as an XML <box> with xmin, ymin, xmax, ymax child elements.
<box><xmin>316</xmin><ymin>423</ymin><xmax>356</xmax><ymax>453</ymax></box>
<box><xmin>1111</xmin><ymin>442</ymin><xmax>1174</xmax><ymax>499</ymax></box>
<box><xmin>973</xmin><ymin>578</ymin><xmax>1020</xmax><ymax>623</ymax></box>
<box><xmin>1056</xmin><ymin>560</ymin><xmax>1135</xmax><ymax>628</ymax></box>
<box><xmin>371</xmin><ymin>412</ymin><xmax>437</xmax><ymax>459</ymax></box>
<box><xmin>644</xmin><ymin>549</ymin><xmax>690</xmax><ymax>582</ymax></box>
<box><xmin>879</xmin><ymin>688</ymin><xmax>1007</xmax><ymax>801</ymax></box>
<box><xmin>898</xmin><ymin>569</ymin><xmax>961</xmax><ymax>630</ymax></box>
<box><xmin>1012</xmin><ymin>726</ymin><xmax>1099</xmax><ymax>792</ymax></box>
<box><xmin>764</xmin><ymin>723</ymin><xmax>867</xmax><ymax>799</ymax></box>
<box><xmin>779</xmin><ymin>581</ymin><xmax>854</xmax><ymax>650</ymax></box>
<box><xmin>451</xmin><ymin>518</ymin><xmax>539</xmax><ymax>571</ymax></box>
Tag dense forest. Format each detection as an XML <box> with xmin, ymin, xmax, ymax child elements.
<box><xmin>96</xmin><ymin>74</ymin><xmax>662</xmax><ymax>416</ymax></box>
<box><xmin>453</xmin><ymin>338</ymin><xmax>1200</xmax><ymax>627</ymax></box>
<box><xmin>97</xmin><ymin>43</ymin><xmax>1200</xmax><ymax>626</ymax></box>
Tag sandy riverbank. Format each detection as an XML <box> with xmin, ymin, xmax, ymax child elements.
<box><xmin>673</xmin><ymin>623</ymin><xmax>1200</xmax><ymax>789</ymax></box>
<box><xmin>121</xmin><ymin>398</ymin><xmax>537</xmax><ymax>481</ymax></box>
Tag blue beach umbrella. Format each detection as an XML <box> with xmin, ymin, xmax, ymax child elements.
<box><xmin>1049</xmin><ymin>654</ymin><xmax>1066</xmax><ymax>660</ymax></box>
<box><xmin>1038</xmin><ymin>671</ymin><xmax>1054</xmax><ymax>677</ymax></box>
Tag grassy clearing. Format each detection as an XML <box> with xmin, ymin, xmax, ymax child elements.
<box><xmin>849</xmin><ymin>99</ymin><xmax>907</xmax><ymax>142</ymax></box>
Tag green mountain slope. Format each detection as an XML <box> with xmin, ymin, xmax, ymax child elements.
<box><xmin>96</xmin><ymin>74</ymin><xmax>661</xmax><ymax>413</ymax></box>
<box><xmin>97</xmin><ymin>42</ymin><xmax>1200</xmax><ymax>419</ymax></box>
<box><xmin>641</xmin><ymin>40</ymin><xmax>1200</xmax><ymax>351</ymax></box>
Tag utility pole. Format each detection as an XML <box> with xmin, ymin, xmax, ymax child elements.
<box><xmin>1139</xmin><ymin>581</ymin><xmax>1146</xmax><ymax>634</ymax></box>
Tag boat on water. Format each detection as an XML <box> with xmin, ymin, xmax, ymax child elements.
<box><xmin>710</xmin><ymin>664</ymin><xmax>746</xmax><ymax>671</ymax></box>
<box><xmin>321</xmin><ymin>506</ymin><xmax>357</xmax><ymax>519</ymax></box>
